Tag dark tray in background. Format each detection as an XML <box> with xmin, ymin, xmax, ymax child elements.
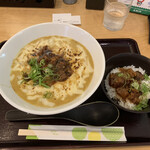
<box><xmin>0</xmin><ymin>0</ymin><xmax>55</xmax><ymax>8</ymax></box>
<box><xmin>1</xmin><ymin>38</ymin><xmax>150</xmax><ymax>149</ymax></box>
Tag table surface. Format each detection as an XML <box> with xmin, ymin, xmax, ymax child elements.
<box><xmin>0</xmin><ymin>0</ymin><xmax>150</xmax><ymax>149</ymax></box>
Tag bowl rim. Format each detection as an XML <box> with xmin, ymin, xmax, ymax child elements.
<box><xmin>0</xmin><ymin>22</ymin><xmax>105</xmax><ymax>115</ymax></box>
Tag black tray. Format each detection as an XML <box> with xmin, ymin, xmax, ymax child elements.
<box><xmin>1</xmin><ymin>38</ymin><xmax>150</xmax><ymax>149</ymax></box>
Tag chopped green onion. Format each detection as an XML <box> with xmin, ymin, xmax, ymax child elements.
<box><xmin>131</xmin><ymin>81</ymin><xmax>139</xmax><ymax>90</ymax></box>
<box><xmin>40</xmin><ymin>59</ymin><xmax>45</xmax><ymax>67</ymax></box>
<box><xmin>118</xmin><ymin>73</ymin><xmax>124</xmax><ymax>77</ymax></box>
<box><xmin>22</xmin><ymin>58</ymin><xmax>59</xmax><ymax>88</ymax></box>
<box><xmin>140</xmin><ymin>83</ymin><xmax>150</xmax><ymax>93</ymax></box>
<box><xmin>28</xmin><ymin>58</ymin><xmax>37</xmax><ymax>66</ymax></box>
<box><xmin>41</xmin><ymin>83</ymin><xmax>50</xmax><ymax>88</ymax></box>
<box><xmin>144</xmin><ymin>73</ymin><xmax>150</xmax><ymax>80</ymax></box>
<box><xmin>117</xmin><ymin>72</ymin><xmax>130</xmax><ymax>79</ymax></box>
<box><xmin>43</xmin><ymin>91</ymin><xmax>52</xmax><ymax>99</ymax></box>
<box><xmin>134</xmin><ymin>98</ymin><xmax>149</xmax><ymax>111</ymax></box>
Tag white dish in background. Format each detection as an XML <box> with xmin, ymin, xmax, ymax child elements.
<box><xmin>0</xmin><ymin>23</ymin><xmax>105</xmax><ymax>115</ymax></box>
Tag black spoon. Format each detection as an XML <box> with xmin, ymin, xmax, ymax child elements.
<box><xmin>5</xmin><ymin>101</ymin><xmax>119</xmax><ymax>126</ymax></box>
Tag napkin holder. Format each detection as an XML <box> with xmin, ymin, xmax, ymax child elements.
<box><xmin>86</xmin><ymin>0</ymin><xmax>105</xmax><ymax>10</ymax></box>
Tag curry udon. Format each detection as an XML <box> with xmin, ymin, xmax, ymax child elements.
<box><xmin>10</xmin><ymin>36</ymin><xmax>94</xmax><ymax>107</ymax></box>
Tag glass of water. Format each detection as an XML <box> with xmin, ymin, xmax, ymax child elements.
<box><xmin>103</xmin><ymin>0</ymin><xmax>133</xmax><ymax>31</ymax></box>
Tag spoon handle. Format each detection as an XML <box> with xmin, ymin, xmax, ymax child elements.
<box><xmin>5</xmin><ymin>109</ymin><xmax>65</xmax><ymax>121</ymax></box>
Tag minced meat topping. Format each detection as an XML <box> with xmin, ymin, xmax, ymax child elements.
<box><xmin>23</xmin><ymin>46</ymin><xmax>73</xmax><ymax>87</ymax></box>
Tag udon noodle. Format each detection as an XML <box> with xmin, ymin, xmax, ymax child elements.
<box><xmin>10</xmin><ymin>36</ymin><xmax>94</xmax><ymax>107</ymax></box>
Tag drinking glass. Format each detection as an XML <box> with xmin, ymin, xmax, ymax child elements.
<box><xmin>103</xmin><ymin>0</ymin><xmax>133</xmax><ymax>31</ymax></box>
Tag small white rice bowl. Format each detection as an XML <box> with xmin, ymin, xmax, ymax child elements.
<box><xmin>105</xmin><ymin>65</ymin><xmax>150</xmax><ymax>110</ymax></box>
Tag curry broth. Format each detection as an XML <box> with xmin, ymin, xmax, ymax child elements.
<box><xmin>10</xmin><ymin>36</ymin><xmax>94</xmax><ymax>108</ymax></box>
<box><xmin>11</xmin><ymin>71</ymin><xmax>93</xmax><ymax>107</ymax></box>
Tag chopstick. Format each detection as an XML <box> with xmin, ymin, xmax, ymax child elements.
<box><xmin>18</xmin><ymin>129</ymin><xmax>69</xmax><ymax>136</ymax></box>
<box><xmin>18</xmin><ymin>129</ymin><xmax>74</xmax><ymax>136</ymax></box>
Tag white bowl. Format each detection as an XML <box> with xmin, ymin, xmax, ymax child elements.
<box><xmin>0</xmin><ymin>23</ymin><xmax>105</xmax><ymax>115</ymax></box>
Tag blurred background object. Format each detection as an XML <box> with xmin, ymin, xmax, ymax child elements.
<box><xmin>0</xmin><ymin>0</ymin><xmax>55</xmax><ymax>8</ymax></box>
<box><xmin>63</xmin><ymin>0</ymin><xmax>77</xmax><ymax>5</ymax></box>
<box><xmin>86</xmin><ymin>0</ymin><xmax>105</xmax><ymax>10</ymax></box>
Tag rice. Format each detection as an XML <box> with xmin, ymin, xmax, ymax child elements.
<box><xmin>105</xmin><ymin>65</ymin><xmax>150</xmax><ymax>110</ymax></box>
